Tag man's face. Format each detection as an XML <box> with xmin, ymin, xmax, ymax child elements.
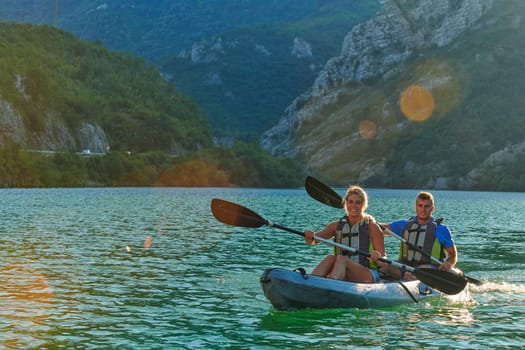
<box><xmin>415</xmin><ymin>198</ymin><xmax>434</xmax><ymax>222</ymax></box>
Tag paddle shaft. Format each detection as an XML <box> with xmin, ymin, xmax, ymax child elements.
<box><xmin>264</xmin><ymin>218</ymin><xmax>466</xmax><ymax>294</ymax></box>
<box><xmin>266</xmin><ymin>224</ymin><xmax>466</xmax><ymax>296</ymax></box>
<box><xmin>383</xmin><ymin>226</ymin><xmax>462</xmax><ymax>275</ymax></box>
<box><xmin>268</xmin><ymin>221</ymin><xmax>420</xmax><ymax>275</ymax></box>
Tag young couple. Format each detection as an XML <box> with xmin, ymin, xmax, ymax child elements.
<box><xmin>303</xmin><ymin>185</ymin><xmax>458</xmax><ymax>283</ymax></box>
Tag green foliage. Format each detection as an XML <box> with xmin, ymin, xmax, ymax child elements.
<box><xmin>158</xmin><ymin>142</ymin><xmax>306</xmax><ymax>188</ymax></box>
<box><xmin>0</xmin><ymin>21</ymin><xmax>213</xmax><ymax>152</ymax></box>
<box><xmin>160</xmin><ymin>2</ymin><xmax>380</xmax><ymax>139</ymax></box>
<box><xmin>0</xmin><ymin>143</ymin><xmax>303</xmax><ymax>188</ymax></box>
<box><xmin>219</xmin><ymin>142</ymin><xmax>305</xmax><ymax>188</ymax></box>
<box><xmin>0</xmin><ymin>143</ymin><xmax>38</xmax><ymax>187</ymax></box>
<box><xmin>156</xmin><ymin>159</ymin><xmax>230</xmax><ymax>187</ymax></box>
<box><xmin>405</xmin><ymin>4</ymin><xmax>525</xmax><ymax>189</ymax></box>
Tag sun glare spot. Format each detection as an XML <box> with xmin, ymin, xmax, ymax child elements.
<box><xmin>358</xmin><ymin>120</ymin><xmax>377</xmax><ymax>139</ymax></box>
<box><xmin>400</xmin><ymin>84</ymin><xmax>435</xmax><ymax>122</ymax></box>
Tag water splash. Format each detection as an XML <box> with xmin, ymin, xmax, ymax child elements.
<box><xmin>469</xmin><ymin>282</ymin><xmax>525</xmax><ymax>295</ymax></box>
<box><xmin>470</xmin><ymin>281</ymin><xmax>525</xmax><ymax>294</ymax></box>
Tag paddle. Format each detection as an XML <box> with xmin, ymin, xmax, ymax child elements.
<box><xmin>381</xmin><ymin>225</ymin><xmax>482</xmax><ymax>286</ymax></box>
<box><xmin>305</xmin><ymin>176</ymin><xmax>343</xmax><ymax>209</ymax></box>
<box><xmin>211</xmin><ymin>198</ymin><xmax>467</xmax><ymax>295</ymax></box>
<box><xmin>304</xmin><ymin>176</ymin><xmax>482</xmax><ymax>286</ymax></box>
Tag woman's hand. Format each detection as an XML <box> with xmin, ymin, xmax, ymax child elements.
<box><xmin>304</xmin><ymin>230</ymin><xmax>315</xmax><ymax>245</ymax></box>
<box><xmin>369</xmin><ymin>250</ymin><xmax>386</xmax><ymax>267</ymax></box>
<box><xmin>369</xmin><ymin>250</ymin><xmax>381</xmax><ymax>261</ymax></box>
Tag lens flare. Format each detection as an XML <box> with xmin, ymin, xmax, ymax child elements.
<box><xmin>156</xmin><ymin>160</ymin><xmax>230</xmax><ymax>187</ymax></box>
<box><xmin>358</xmin><ymin>120</ymin><xmax>377</xmax><ymax>139</ymax></box>
<box><xmin>400</xmin><ymin>84</ymin><xmax>435</xmax><ymax>122</ymax></box>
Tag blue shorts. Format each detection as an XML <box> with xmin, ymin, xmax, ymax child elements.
<box><xmin>369</xmin><ymin>268</ymin><xmax>380</xmax><ymax>282</ymax></box>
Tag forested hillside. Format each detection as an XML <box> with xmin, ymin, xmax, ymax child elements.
<box><xmin>0</xmin><ymin>0</ymin><xmax>380</xmax><ymax>139</ymax></box>
<box><xmin>1</xmin><ymin>1</ymin><xmax>524</xmax><ymax>191</ymax></box>
<box><xmin>0</xmin><ymin>22</ymin><xmax>304</xmax><ymax>188</ymax></box>
<box><xmin>0</xmin><ymin>22</ymin><xmax>211</xmax><ymax>153</ymax></box>
<box><xmin>159</xmin><ymin>2</ymin><xmax>380</xmax><ymax>139</ymax></box>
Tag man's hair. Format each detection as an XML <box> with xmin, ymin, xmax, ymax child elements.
<box><xmin>416</xmin><ymin>191</ymin><xmax>434</xmax><ymax>205</ymax></box>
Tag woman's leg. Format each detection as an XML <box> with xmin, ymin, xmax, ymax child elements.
<box><xmin>344</xmin><ymin>260</ymin><xmax>376</xmax><ymax>283</ymax></box>
<box><xmin>311</xmin><ymin>255</ymin><xmax>336</xmax><ymax>277</ymax></box>
<box><xmin>327</xmin><ymin>255</ymin><xmax>348</xmax><ymax>280</ymax></box>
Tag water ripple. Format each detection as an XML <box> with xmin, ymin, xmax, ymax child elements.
<box><xmin>0</xmin><ymin>188</ymin><xmax>523</xmax><ymax>348</ymax></box>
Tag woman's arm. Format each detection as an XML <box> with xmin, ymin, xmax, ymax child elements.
<box><xmin>303</xmin><ymin>221</ymin><xmax>338</xmax><ymax>245</ymax></box>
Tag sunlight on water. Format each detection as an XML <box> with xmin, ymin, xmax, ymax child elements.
<box><xmin>0</xmin><ymin>262</ymin><xmax>54</xmax><ymax>348</ymax></box>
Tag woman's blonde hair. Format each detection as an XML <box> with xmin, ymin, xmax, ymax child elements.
<box><xmin>342</xmin><ymin>185</ymin><xmax>368</xmax><ymax>211</ymax></box>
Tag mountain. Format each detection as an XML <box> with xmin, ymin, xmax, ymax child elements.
<box><xmin>262</xmin><ymin>0</ymin><xmax>525</xmax><ymax>191</ymax></box>
<box><xmin>0</xmin><ymin>0</ymin><xmax>381</xmax><ymax>139</ymax></box>
<box><xmin>2</xmin><ymin>1</ymin><xmax>523</xmax><ymax>191</ymax></box>
<box><xmin>158</xmin><ymin>1</ymin><xmax>381</xmax><ymax>139</ymax></box>
<box><xmin>0</xmin><ymin>22</ymin><xmax>211</xmax><ymax>154</ymax></box>
<box><xmin>0</xmin><ymin>0</ymin><xmax>377</xmax><ymax>61</ymax></box>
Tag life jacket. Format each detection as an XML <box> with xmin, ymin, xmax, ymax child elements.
<box><xmin>334</xmin><ymin>214</ymin><xmax>377</xmax><ymax>269</ymax></box>
<box><xmin>399</xmin><ymin>216</ymin><xmax>445</xmax><ymax>266</ymax></box>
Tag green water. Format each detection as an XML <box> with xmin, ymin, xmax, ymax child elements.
<box><xmin>0</xmin><ymin>187</ymin><xmax>523</xmax><ymax>349</ymax></box>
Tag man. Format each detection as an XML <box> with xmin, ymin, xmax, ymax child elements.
<box><xmin>380</xmin><ymin>192</ymin><xmax>457</xmax><ymax>280</ymax></box>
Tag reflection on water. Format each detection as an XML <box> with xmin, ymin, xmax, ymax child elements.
<box><xmin>0</xmin><ymin>187</ymin><xmax>523</xmax><ymax>348</ymax></box>
<box><xmin>0</xmin><ymin>262</ymin><xmax>54</xmax><ymax>348</ymax></box>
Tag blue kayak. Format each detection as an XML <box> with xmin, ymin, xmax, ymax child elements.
<box><xmin>260</xmin><ymin>268</ymin><xmax>442</xmax><ymax>310</ymax></box>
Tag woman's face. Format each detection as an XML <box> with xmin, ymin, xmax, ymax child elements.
<box><xmin>344</xmin><ymin>194</ymin><xmax>364</xmax><ymax>219</ymax></box>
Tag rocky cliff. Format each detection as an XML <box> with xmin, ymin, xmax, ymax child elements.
<box><xmin>262</xmin><ymin>0</ymin><xmax>493</xmax><ymax>156</ymax></box>
<box><xmin>0</xmin><ymin>22</ymin><xmax>213</xmax><ymax>156</ymax></box>
<box><xmin>261</xmin><ymin>0</ymin><xmax>525</xmax><ymax>190</ymax></box>
<box><xmin>0</xmin><ymin>97</ymin><xmax>109</xmax><ymax>153</ymax></box>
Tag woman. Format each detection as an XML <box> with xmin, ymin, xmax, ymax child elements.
<box><xmin>304</xmin><ymin>185</ymin><xmax>386</xmax><ymax>283</ymax></box>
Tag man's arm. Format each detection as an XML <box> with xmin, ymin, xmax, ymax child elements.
<box><xmin>440</xmin><ymin>245</ymin><xmax>458</xmax><ymax>271</ymax></box>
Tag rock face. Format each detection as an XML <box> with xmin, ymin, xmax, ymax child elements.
<box><xmin>262</xmin><ymin>0</ymin><xmax>493</xmax><ymax>157</ymax></box>
<box><xmin>77</xmin><ymin>123</ymin><xmax>110</xmax><ymax>153</ymax></box>
<box><xmin>0</xmin><ymin>99</ymin><xmax>26</xmax><ymax>146</ymax></box>
<box><xmin>260</xmin><ymin>0</ymin><xmax>500</xmax><ymax>188</ymax></box>
<box><xmin>0</xmin><ymin>98</ymin><xmax>109</xmax><ymax>153</ymax></box>
<box><xmin>459</xmin><ymin>141</ymin><xmax>525</xmax><ymax>189</ymax></box>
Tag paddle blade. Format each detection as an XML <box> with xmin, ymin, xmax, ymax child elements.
<box><xmin>211</xmin><ymin>198</ymin><xmax>267</xmax><ymax>228</ymax></box>
<box><xmin>305</xmin><ymin>176</ymin><xmax>343</xmax><ymax>209</ymax></box>
<box><xmin>414</xmin><ymin>268</ymin><xmax>468</xmax><ymax>295</ymax></box>
<box><xmin>464</xmin><ymin>275</ymin><xmax>483</xmax><ymax>286</ymax></box>
<box><xmin>451</xmin><ymin>267</ymin><xmax>482</xmax><ymax>286</ymax></box>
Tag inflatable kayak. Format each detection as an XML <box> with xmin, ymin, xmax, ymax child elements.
<box><xmin>260</xmin><ymin>268</ymin><xmax>442</xmax><ymax>310</ymax></box>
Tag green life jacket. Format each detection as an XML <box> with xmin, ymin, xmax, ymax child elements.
<box><xmin>399</xmin><ymin>217</ymin><xmax>445</xmax><ymax>266</ymax></box>
<box><xmin>334</xmin><ymin>214</ymin><xmax>377</xmax><ymax>269</ymax></box>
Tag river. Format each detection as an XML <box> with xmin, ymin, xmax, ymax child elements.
<box><xmin>0</xmin><ymin>187</ymin><xmax>523</xmax><ymax>349</ymax></box>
